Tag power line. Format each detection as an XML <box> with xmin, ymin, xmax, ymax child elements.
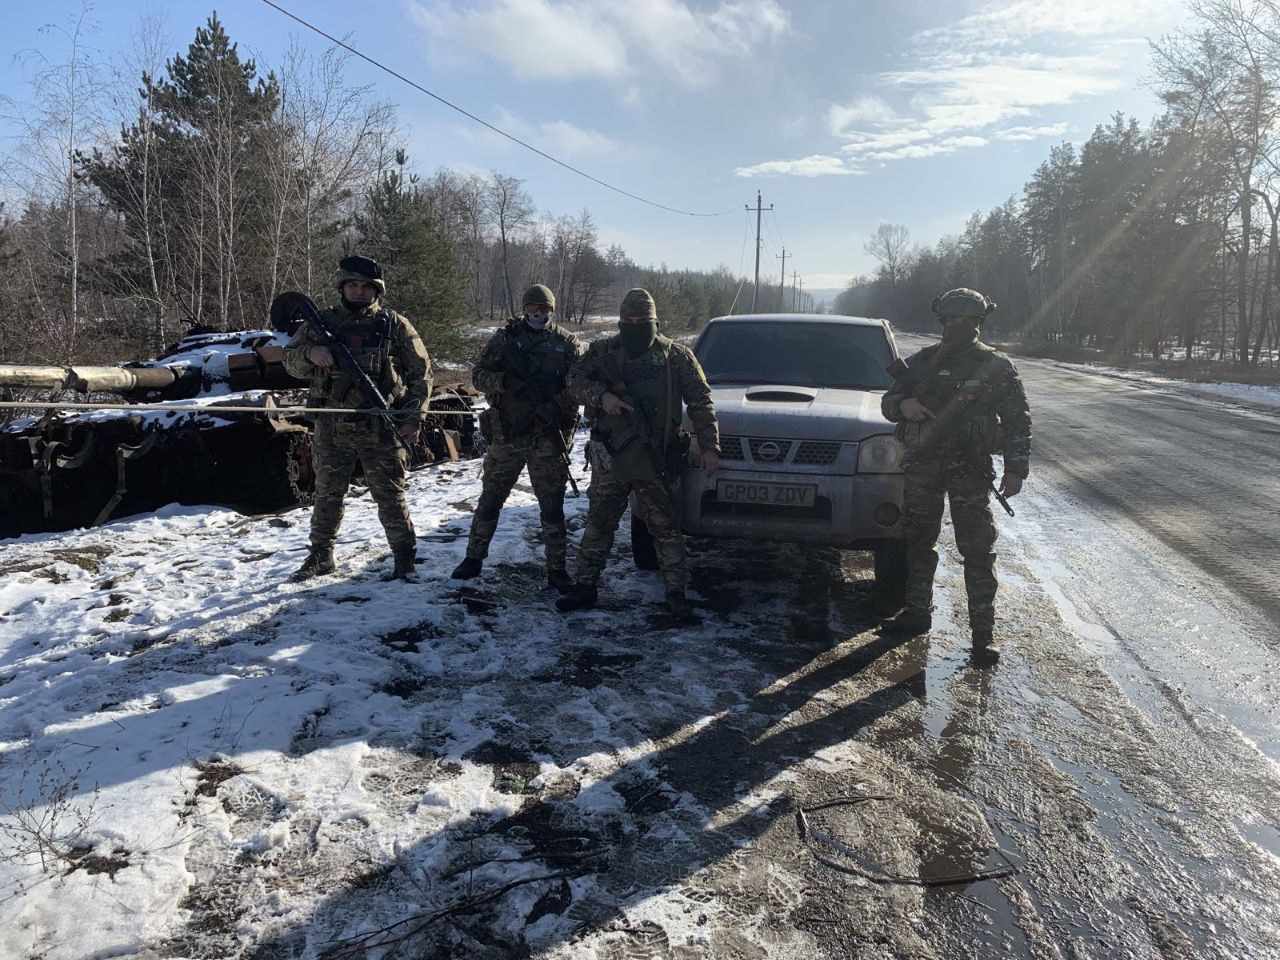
<box><xmin>259</xmin><ymin>0</ymin><xmax>731</xmax><ymax>218</ymax></box>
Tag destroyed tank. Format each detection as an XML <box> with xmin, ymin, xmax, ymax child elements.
<box><xmin>0</xmin><ymin>316</ymin><xmax>476</xmax><ymax>539</ymax></box>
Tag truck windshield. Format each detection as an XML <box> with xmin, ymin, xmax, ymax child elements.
<box><xmin>696</xmin><ymin>321</ymin><xmax>894</xmax><ymax>389</ymax></box>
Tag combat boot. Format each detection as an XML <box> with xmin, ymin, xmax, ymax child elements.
<box><xmin>383</xmin><ymin>550</ymin><xmax>418</xmax><ymax>582</ymax></box>
<box><xmin>556</xmin><ymin>584</ymin><xmax>598</xmax><ymax>613</ymax></box>
<box><xmin>290</xmin><ymin>547</ymin><xmax>335</xmax><ymax>582</ymax></box>
<box><xmin>451</xmin><ymin>557</ymin><xmax>483</xmax><ymax>580</ymax></box>
<box><xmin>971</xmin><ymin>627</ymin><xmax>1001</xmax><ymax>664</ymax></box>
<box><xmin>882</xmin><ymin>608</ymin><xmax>932</xmax><ymax>637</ymax></box>
<box><xmin>665</xmin><ymin>591</ymin><xmax>699</xmax><ymax>623</ymax></box>
<box><xmin>547</xmin><ymin>566</ymin><xmax>574</xmax><ymax>594</ymax></box>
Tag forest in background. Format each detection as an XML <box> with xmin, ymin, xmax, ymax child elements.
<box><xmin>0</xmin><ymin>12</ymin><xmax>789</xmax><ymax>366</ymax></box>
<box><xmin>837</xmin><ymin>0</ymin><xmax>1280</xmax><ymax>370</ymax></box>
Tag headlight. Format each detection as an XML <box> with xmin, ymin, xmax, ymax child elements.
<box><xmin>857</xmin><ymin>434</ymin><xmax>904</xmax><ymax>473</ymax></box>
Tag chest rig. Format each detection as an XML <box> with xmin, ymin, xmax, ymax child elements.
<box><xmin>896</xmin><ymin>342</ymin><xmax>1003</xmax><ymax>459</ymax></box>
<box><xmin>326</xmin><ymin>309</ymin><xmax>394</xmax><ymax>406</ymax></box>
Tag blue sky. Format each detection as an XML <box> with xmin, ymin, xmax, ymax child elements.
<box><xmin>2</xmin><ymin>0</ymin><xmax>1191</xmax><ymax>292</ymax></box>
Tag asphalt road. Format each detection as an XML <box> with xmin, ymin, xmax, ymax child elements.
<box><xmin>853</xmin><ymin>336</ymin><xmax>1280</xmax><ymax>959</ymax></box>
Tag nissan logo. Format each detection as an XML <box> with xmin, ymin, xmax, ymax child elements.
<box><xmin>756</xmin><ymin>441</ymin><xmax>783</xmax><ymax>462</ymax></box>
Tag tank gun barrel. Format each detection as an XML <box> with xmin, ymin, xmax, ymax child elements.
<box><xmin>0</xmin><ymin>364</ymin><xmax>176</xmax><ymax>394</ymax></box>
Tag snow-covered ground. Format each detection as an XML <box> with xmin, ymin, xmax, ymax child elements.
<box><xmin>3</xmin><ymin>342</ymin><xmax>1278</xmax><ymax>958</ymax></box>
<box><xmin>2</xmin><ymin>436</ymin><xmax>844</xmax><ymax>958</ymax></box>
<box><xmin>1045</xmin><ymin>359</ymin><xmax>1280</xmax><ymax>410</ymax></box>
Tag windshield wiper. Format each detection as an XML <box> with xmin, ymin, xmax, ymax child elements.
<box><xmin>707</xmin><ymin>377</ymin><xmax>774</xmax><ymax>385</ymax></box>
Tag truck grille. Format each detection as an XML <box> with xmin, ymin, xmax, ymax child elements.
<box><xmin>720</xmin><ymin>436</ymin><xmax>745</xmax><ymax>460</ymax></box>
<box><xmin>747</xmin><ymin>438</ymin><xmax>794</xmax><ymax>463</ymax></box>
<box><xmin>792</xmin><ymin>440</ymin><xmax>842</xmax><ymax>465</ymax></box>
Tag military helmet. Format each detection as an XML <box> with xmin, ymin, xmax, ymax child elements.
<box><xmin>620</xmin><ymin>287</ymin><xmax>658</xmax><ymax>320</ymax></box>
<box><xmin>335</xmin><ymin>254</ymin><xmax>386</xmax><ymax>297</ymax></box>
<box><xmin>523</xmin><ymin>283</ymin><xmax>556</xmax><ymax>311</ymax></box>
<box><xmin>931</xmin><ymin>287</ymin><xmax>995</xmax><ymax>321</ymax></box>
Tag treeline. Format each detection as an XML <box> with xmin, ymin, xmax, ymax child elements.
<box><xmin>0</xmin><ymin>13</ymin><xmax>753</xmax><ymax>366</ymax></box>
<box><xmin>837</xmin><ymin>0</ymin><xmax>1280</xmax><ymax>368</ymax></box>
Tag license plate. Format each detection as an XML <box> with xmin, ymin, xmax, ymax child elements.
<box><xmin>716</xmin><ymin>480</ymin><xmax>816</xmax><ymax>508</ymax></box>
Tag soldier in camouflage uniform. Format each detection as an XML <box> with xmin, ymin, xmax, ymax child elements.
<box><xmin>556</xmin><ymin>288</ymin><xmax>720</xmax><ymax>620</ymax></box>
<box><xmin>451</xmin><ymin>284</ymin><xmax>583</xmax><ymax>591</ymax></box>
<box><xmin>283</xmin><ymin>255</ymin><xmax>432</xmax><ymax>582</ymax></box>
<box><xmin>880</xmin><ymin>288</ymin><xmax>1031</xmax><ymax>661</ymax></box>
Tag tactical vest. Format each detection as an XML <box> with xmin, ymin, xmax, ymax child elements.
<box><xmin>595</xmin><ymin>336</ymin><xmax>688</xmax><ymax>482</ymax></box>
<box><xmin>321</xmin><ymin>308</ymin><xmax>402</xmax><ymax>408</ymax></box>
<box><xmin>497</xmin><ymin>322</ymin><xmax>577</xmax><ymax>437</ymax></box>
<box><xmin>896</xmin><ymin>342</ymin><xmax>1004</xmax><ymax>458</ymax></box>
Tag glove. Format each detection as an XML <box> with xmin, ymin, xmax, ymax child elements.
<box><xmin>998</xmin><ymin>473</ymin><xmax>1024</xmax><ymax>498</ymax></box>
<box><xmin>900</xmin><ymin>397</ymin><xmax>934</xmax><ymax>422</ymax></box>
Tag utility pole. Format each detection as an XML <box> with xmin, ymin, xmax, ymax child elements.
<box><xmin>792</xmin><ymin>271</ymin><xmax>799</xmax><ymax>311</ymax></box>
<box><xmin>776</xmin><ymin>248</ymin><xmax>788</xmax><ymax>313</ymax></box>
<box><xmin>747</xmin><ymin>191</ymin><xmax>772</xmax><ymax>311</ymax></box>
<box><xmin>798</xmin><ymin>275</ymin><xmax>804</xmax><ymax>312</ymax></box>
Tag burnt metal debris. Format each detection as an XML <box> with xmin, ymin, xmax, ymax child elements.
<box><xmin>1</xmin><ymin>322</ymin><xmax>477</xmax><ymax>539</ymax></box>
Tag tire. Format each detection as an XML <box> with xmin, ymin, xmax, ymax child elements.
<box><xmin>630</xmin><ymin>510</ymin><xmax>660</xmax><ymax>570</ymax></box>
<box><xmin>874</xmin><ymin>541</ymin><xmax>908</xmax><ymax>604</ymax></box>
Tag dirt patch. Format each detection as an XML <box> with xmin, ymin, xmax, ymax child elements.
<box><xmin>379</xmin><ymin>620</ymin><xmax>442</xmax><ymax>653</ymax></box>
<box><xmin>376</xmin><ymin>671</ymin><xmax>432</xmax><ymax>699</ymax></box>
<box><xmin>536</xmin><ymin>648</ymin><xmax>644</xmax><ymax>689</ymax></box>
<box><xmin>193</xmin><ymin>759</ymin><xmax>244</xmax><ymax>799</ymax></box>
<box><xmin>47</xmin><ymin>546</ymin><xmax>112</xmax><ymax>574</ymax></box>
<box><xmin>464</xmin><ymin>740</ymin><xmax>543</xmax><ymax>795</ymax></box>
<box><xmin>64</xmin><ymin>845</ymin><xmax>130</xmax><ymax>880</ymax></box>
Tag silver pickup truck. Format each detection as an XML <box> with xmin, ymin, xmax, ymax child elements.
<box><xmin>631</xmin><ymin>313</ymin><xmax>908</xmax><ymax>595</ymax></box>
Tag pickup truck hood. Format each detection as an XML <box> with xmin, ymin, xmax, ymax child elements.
<box><xmin>703</xmin><ymin>383</ymin><xmax>893</xmax><ymax>442</ymax></box>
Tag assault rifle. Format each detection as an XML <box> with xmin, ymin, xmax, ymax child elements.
<box><xmin>886</xmin><ymin>355</ymin><xmax>1015</xmax><ymax>517</ymax></box>
<box><xmin>270</xmin><ymin>291</ymin><xmax>415</xmax><ymax>455</ymax></box>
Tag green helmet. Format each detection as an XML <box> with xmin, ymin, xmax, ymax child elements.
<box><xmin>522</xmin><ymin>283</ymin><xmax>556</xmax><ymax>311</ymax></box>
<box><xmin>932</xmin><ymin>287</ymin><xmax>995</xmax><ymax>321</ymax></box>
<box><xmin>335</xmin><ymin>254</ymin><xmax>386</xmax><ymax>297</ymax></box>
<box><xmin>620</xmin><ymin>287</ymin><xmax>657</xmax><ymax>320</ymax></box>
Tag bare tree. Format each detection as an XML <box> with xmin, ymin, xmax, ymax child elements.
<box><xmin>863</xmin><ymin>223</ymin><xmax>912</xmax><ymax>288</ymax></box>
<box><xmin>0</xmin><ymin>2</ymin><xmax>104</xmax><ymax>359</ymax></box>
<box><xmin>487</xmin><ymin>172</ymin><xmax>533</xmax><ymax>317</ymax></box>
<box><xmin>1153</xmin><ymin>0</ymin><xmax>1280</xmax><ymax>365</ymax></box>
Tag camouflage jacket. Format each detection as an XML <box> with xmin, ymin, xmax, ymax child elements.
<box><xmin>472</xmin><ymin>318</ymin><xmax>583</xmax><ymax>441</ymax></box>
<box><xmin>567</xmin><ymin>334</ymin><xmax>720</xmax><ymax>456</ymax></box>
<box><xmin>283</xmin><ymin>301</ymin><xmax>432</xmax><ymax>418</ymax></box>
<box><xmin>882</xmin><ymin>339</ymin><xmax>1031</xmax><ymax>477</ymax></box>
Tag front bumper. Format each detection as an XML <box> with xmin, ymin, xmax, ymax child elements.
<box><xmin>677</xmin><ymin>465</ymin><xmax>905</xmax><ymax>548</ymax></box>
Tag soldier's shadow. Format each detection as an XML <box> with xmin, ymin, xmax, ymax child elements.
<box><xmin>224</xmin><ymin>536</ymin><xmax>911</xmax><ymax>958</ymax></box>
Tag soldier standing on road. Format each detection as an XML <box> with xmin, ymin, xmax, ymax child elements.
<box><xmin>451</xmin><ymin>284</ymin><xmax>584</xmax><ymax>592</ymax></box>
<box><xmin>284</xmin><ymin>255</ymin><xmax>432</xmax><ymax>582</ymax></box>
<box><xmin>881</xmin><ymin>288</ymin><xmax>1031</xmax><ymax>661</ymax></box>
<box><xmin>556</xmin><ymin>288</ymin><xmax>720</xmax><ymax>620</ymax></box>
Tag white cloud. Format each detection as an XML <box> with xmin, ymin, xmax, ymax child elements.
<box><xmin>828</xmin><ymin>95</ymin><xmax>902</xmax><ymax>136</ymax></box>
<box><xmin>411</xmin><ymin>0</ymin><xmax>789</xmax><ymax>86</ymax></box>
<box><xmin>995</xmin><ymin>122</ymin><xmax>1070</xmax><ymax>142</ymax></box>
<box><xmin>820</xmin><ymin>0</ymin><xmax>1178</xmax><ymax>165</ymax></box>
<box><xmin>733</xmin><ymin>155</ymin><xmax>861</xmax><ymax>178</ymax></box>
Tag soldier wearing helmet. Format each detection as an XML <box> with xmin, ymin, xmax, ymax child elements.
<box><xmin>880</xmin><ymin>287</ymin><xmax>1032</xmax><ymax>662</ymax></box>
<box><xmin>451</xmin><ymin>283</ymin><xmax>584</xmax><ymax>591</ymax></box>
<box><xmin>555</xmin><ymin>288</ymin><xmax>721</xmax><ymax>621</ymax></box>
<box><xmin>283</xmin><ymin>255</ymin><xmax>432</xmax><ymax>582</ymax></box>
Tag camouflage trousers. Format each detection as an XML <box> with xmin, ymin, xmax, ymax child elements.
<box><xmin>465</xmin><ymin>433</ymin><xmax>570</xmax><ymax>572</ymax></box>
<box><xmin>902</xmin><ymin>453</ymin><xmax>998</xmax><ymax>631</ymax></box>
<box><xmin>573</xmin><ymin>441</ymin><xmax>685</xmax><ymax>597</ymax></box>
<box><xmin>309</xmin><ymin>418</ymin><xmax>414</xmax><ymax>556</ymax></box>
